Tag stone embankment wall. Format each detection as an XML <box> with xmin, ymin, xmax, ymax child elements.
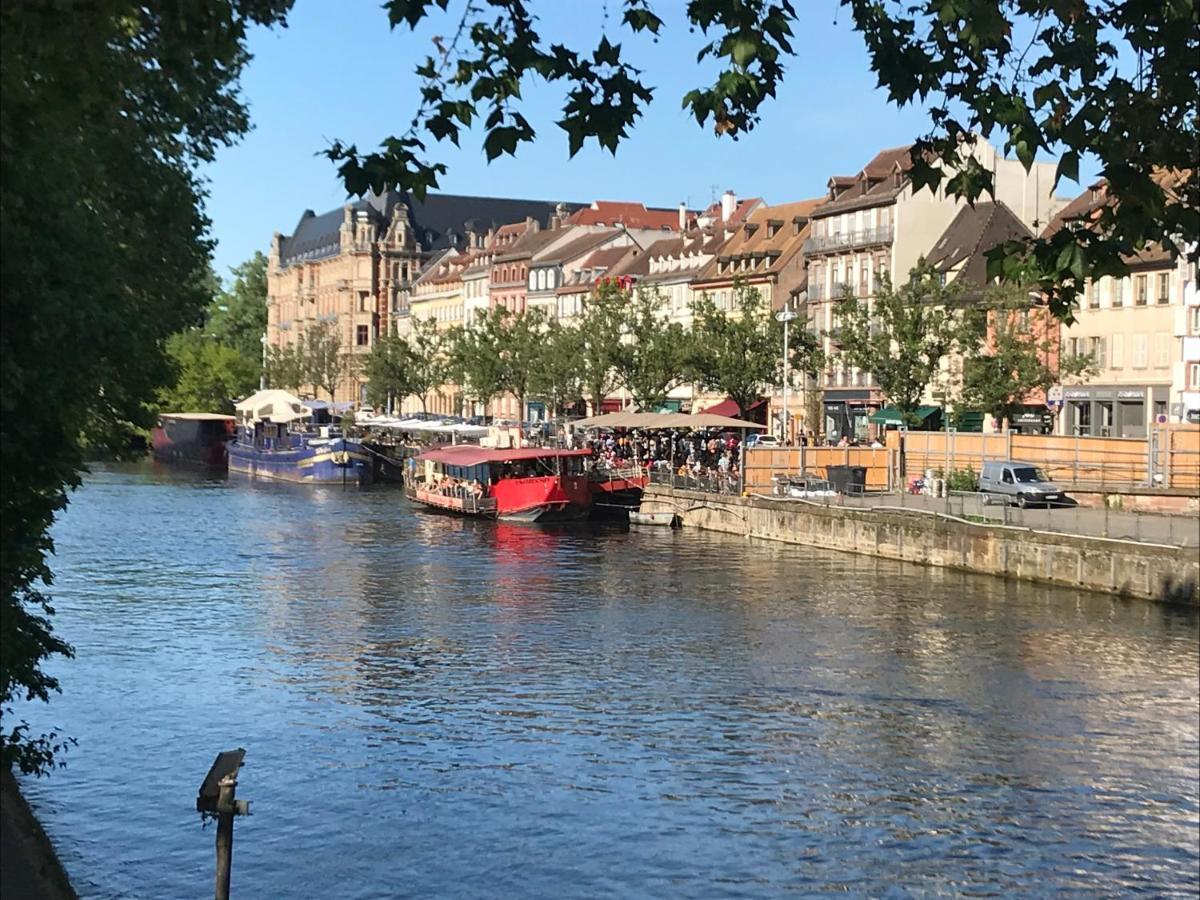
<box><xmin>641</xmin><ymin>486</ymin><xmax>1200</xmax><ymax>606</ymax></box>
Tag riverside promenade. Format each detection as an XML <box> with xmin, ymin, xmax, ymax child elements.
<box><xmin>640</xmin><ymin>484</ymin><xmax>1200</xmax><ymax>605</ymax></box>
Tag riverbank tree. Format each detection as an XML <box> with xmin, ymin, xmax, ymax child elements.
<box><xmin>617</xmin><ymin>288</ymin><xmax>691</xmax><ymax>411</ymax></box>
<box><xmin>832</xmin><ymin>263</ymin><xmax>965</xmax><ymax>425</ymax></box>
<box><xmin>1</xmin><ymin>0</ymin><xmax>294</xmax><ymax>775</ymax></box>
<box><xmin>576</xmin><ymin>282</ymin><xmax>627</xmax><ymax>416</ymax></box>
<box><xmin>363</xmin><ymin>334</ymin><xmax>419</xmax><ymax>412</ymax></box>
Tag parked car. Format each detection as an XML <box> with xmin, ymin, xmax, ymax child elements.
<box><xmin>745</xmin><ymin>434</ymin><xmax>780</xmax><ymax>449</ymax></box>
<box><xmin>979</xmin><ymin>460</ymin><xmax>1071</xmax><ymax>507</ymax></box>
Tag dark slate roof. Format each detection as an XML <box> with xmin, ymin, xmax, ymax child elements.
<box><xmin>926</xmin><ymin>201</ymin><xmax>1033</xmax><ymax>286</ymax></box>
<box><xmin>278</xmin><ymin>192</ymin><xmax>584</xmax><ymax>267</ymax></box>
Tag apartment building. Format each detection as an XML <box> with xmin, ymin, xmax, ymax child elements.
<box><xmin>806</xmin><ymin>140</ymin><xmax>1067</xmax><ymax>440</ymax></box>
<box><xmin>267</xmin><ymin>192</ymin><xmax>574</xmax><ymax>403</ymax></box>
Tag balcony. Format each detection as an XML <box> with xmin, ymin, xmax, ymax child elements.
<box><xmin>804</xmin><ymin>225</ymin><xmax>894</xmax><ymax>255</ymax></box>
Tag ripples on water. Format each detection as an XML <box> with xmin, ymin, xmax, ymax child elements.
<box><xmin>17</xmin><ymin>462</ymin><xmax>1200</xmax><ymax>898</ymax></box>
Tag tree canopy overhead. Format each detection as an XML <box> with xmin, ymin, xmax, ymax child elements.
<box><xmin>1</xmin><ymin>0</ymin><xmax>293</xmax><ymax>775</ymax></box>
<box><xmin>334</xmin><ymin>0</ymin><xmax>1197</xmax><ymax>321</ymax></box>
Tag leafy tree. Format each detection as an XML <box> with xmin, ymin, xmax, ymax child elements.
<box><xmin>363</xmin><ymin>333</ymin><xmax>418</xmax><ymax>412</ymax></box>
<box><xmin>335</xmin><ymin>1</ymin><xmax>1196</xmax><ymax>321</ymax></box>
<box><xmin>688</xmin><ymin>282</ymin><xmax>782</xmax><ymax>419</ymax></box>
<box><xmin>1</xmin><ymin>0</ymin><xmax>292</xmax><ymax>774</ymax></box>
<box><xmin>529</xmin><ymin>318</ymin><xmax>584</xmax><ymax>419</ymax></box>
<box><xmin>576</xmin><ymin>281</ymin><xmax>628</xmax><ymax>416</ymax></box>
<box><xmin>832</xmin><ymin>263</ymin><xmax>964</xmax><ymax>424</ymax></box>
<box><xmin>495</xmin><ymin>307</ymin><xmax>548</xmax><ymax>421</ymax></box>
<box><xmin>159</xmin><ymin>332</ymin><xmax>260</xmax><ymax>414</ymax></box>
<box><xmin>266</xmin><ymin>341</ymin><xmax>305</xmax><ymax>394</ymax></box>
<box><xmin>301</xmin><ymin>320</ymin><xmax>346</xmax><ymax>402</ymax></box>
<box><xmin>208</xmin><ymin>251</ymin><xmax>269</xmax><ymax>363</ymax></box>
<box><xmin>448</xmin><ymin>311</ymin><xmax>506</xmax><ymax>414</ymax></box>
<box><xmin>618</xmin><ymin>287</ymin><xmax>691</xmax><ymax>411</ymax></box>
<box><xmin>407</xmin><ymin>315</ymin><xmax>451</xmax><ymax>412</ymax></box>
<box><xmin>959</xmin><ymin>290</ymin><xmax>1097</xmax><ymax>428</ymax></box>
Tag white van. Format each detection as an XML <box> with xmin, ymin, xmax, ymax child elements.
<box><xmin>979</xmin><ymin>460</ymin><xmax>1069</xmax><ymax>507</ymax></box>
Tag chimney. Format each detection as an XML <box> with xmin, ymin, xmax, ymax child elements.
<box><xmin>721</xmin><ymin>190</ymin><xmax>737</xmax><ymax>223</ymax></box>
<box><xmin>525</xmin><ymin>215</ymin><xmax>540</xmax><ymax>233</ymax></box>
<box><xmin>678</xmin><ymin>202</ymin><xmax>687</xmax><ymax>231</ymax></box>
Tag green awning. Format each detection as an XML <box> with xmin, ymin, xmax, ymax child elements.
<box><xmin>869</xmin><ymin>405</ymin><xmax>941</xmax><ymax>426</ymax></box>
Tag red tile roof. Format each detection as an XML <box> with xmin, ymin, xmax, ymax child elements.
<box><xmin>567</xmin><ymin>201</ymin><xmax>689</xmax><ymax>230</ymax></box>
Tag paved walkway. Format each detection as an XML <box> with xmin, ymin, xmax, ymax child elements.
<box><xmin>766</xmin><ymin>490</ymin><xmax>1200</xmax><ymax>547</ymax></box>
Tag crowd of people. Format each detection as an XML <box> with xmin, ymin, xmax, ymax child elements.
<box><xmin>583</xmin><ymin>429</ymin><xmax>744</xmax><ymax>486</ymax></box>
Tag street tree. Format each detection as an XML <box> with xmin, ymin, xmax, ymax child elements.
<box><xmin>1</xmin><ymin>0</ymin><xmax>293</xmax><ymax>774</ymax></box>
<box><xmin>301</xmin><ymin>320</ymin><xmax>346</xmax><ymax>403</ymax></box>
<box><xmin>832</xmin><ymin>263</ymin><xmax>964</xmax><ymax>424</ymax></box>
<box><xmin>529</xmin><ymin>318</ymin><xmax>584</xmax><ymax>419</ymax></box>
<box><xmin>959</xmin><ymin>289</ymin><xmax>1097</xmax><ymax>428</ymax></box>
<box><xmin>408</xmin><ymin>315</ymin><xmax>451</xmax><ymax>412</ymax></box>
<box><xmin>618</xmin><ymin>287</ymin><xmax>691</xmax><ymax>411</ymax></box>
<box><xmin>448</xmin><ymin>311</ymin><xmax>507</xmax><ymax>415</ymax></box>
<box><xmin>333</xmin><ymin>1</ymin><xmax>1196</xmax><ymax>320</ymax></box>
<box><xmin>265</xmin><ymin>342</ymin><xmax>306</xmax><ymax>394</ymax></box>
<box><xmin>576</xmin><ymin>281</ymin><xmax>628</xmax><ymax>416</ymax></box>
<box><xmin>496</xmin><ymin>307</ymin><xmax>549</xmax><ymax>422</ymax></box>
<box><xmin>688</xmin><ymin>282</ymin><xmax>782</xmax><ymax>419</ymax></box>
<box><xmin>363</xmin><ymin>334</ymin><xmax>418</xmax><ymax>412</ymax></box>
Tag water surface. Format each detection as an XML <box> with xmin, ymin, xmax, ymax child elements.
<box><xmin>20</xmin><ymin>462</ymin><xmax>1200</xmax><ymax>897</ymax></box>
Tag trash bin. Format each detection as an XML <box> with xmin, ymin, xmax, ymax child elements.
<box><xmin>826</xmin><ymin>465</ymin><xmax>867</xmax><ymax>495</ymax></box>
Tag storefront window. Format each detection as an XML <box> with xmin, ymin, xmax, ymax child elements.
<box><xmin>1069</xmin><ymin>401</ymin><xmax>1091</xmax><ymax>435</ymax></box>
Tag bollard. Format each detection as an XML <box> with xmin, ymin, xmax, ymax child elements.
<box><xmin>197</xmin><ymin>749</ymin><xmax>250</xmax><ymax>900</ymax></box>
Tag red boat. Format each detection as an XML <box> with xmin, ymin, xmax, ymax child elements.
<box><xmin>151</xmin><ymin>413</ymin><xmax>235</xmax><ymax>468</ymax></box>
<box><xmin>406</xmin><ymin>445</ymin><xmax>593</xmax><ymax>522</ymax></box>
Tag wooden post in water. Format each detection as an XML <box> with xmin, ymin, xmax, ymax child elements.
<box><xmin>215</xmin><ymin>774</ymin><xmax>237</xmax><ymax>900</ymax></box>
<box><xmin>197</xmin><ymin>749</ymin><xmax>250</xmax><ymax>900</ymax></box>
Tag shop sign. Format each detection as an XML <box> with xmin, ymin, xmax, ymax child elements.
<box><xmin>1046</xmin><ymin>384</ymin><xmax>1063</xmax><ymax>410</ymax></box>
<box><xmin>1116</xmin><ymin>389</ymin><xmax>1145</xmax><ymax>400</ymax></box>
<box><xmin>1064</xmin><ymin>387</ymin><xmax>1090</xmax><ymax>400</ymax></box>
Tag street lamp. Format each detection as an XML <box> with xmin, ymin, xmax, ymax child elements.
<box><xmin>776</xmin><ymin>307</ymin><xmax>798</xmax><ymax>443</ymax></box>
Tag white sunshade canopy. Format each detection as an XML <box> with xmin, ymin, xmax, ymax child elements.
<box><xmin>234</xmin><ymin>389</ymin><xmax>311</xmax><ymax>424</ymax></box>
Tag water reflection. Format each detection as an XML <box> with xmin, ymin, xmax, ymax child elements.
<box><xmin>17</xmin><ymin>462</ymin><xmax>1200</xmax><ymax>899</ymax></box>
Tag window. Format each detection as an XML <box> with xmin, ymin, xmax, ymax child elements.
<box><xmin>1089</xmin><ymin>336</ymin><xmax>1107</xmax><ymax>369</ymax></box>
<box><xmin>1131</xmin><ymin>333</ymin><xmax>1148</xmax><ymax>368</ymax></box>
<box><xmin>1191</xmin><ymin>363</ymin><xmax>1200</xmax><ymax>390</ymax></box>
<box><xmin>1110</xmin><ymin>278</ymin><xmax>1123</xmax><ymax>308</ymax></box>
<box><xmin>1135</xmin><ymin>274</ymin><xmax>1147</xmax><ymax>305</ymax></box>
<box><xmin>1086</xmin><ymin>281</ymin><xmax>1099</xmax><ymax>309</ymax></box>
<box><xmin>1153</xmin><ymin>334</ymin><xmax>1171</xmax><ymax>369</ymax></box>
<box><xmin>356</xmin><ymin>325</ymin><xmax>369</xmax><ymax>346</ymax></box>
<box><xmin>1192</xmin><ymin>307</ymin><xmax>1200</xmax><ymax>334</ymax></box>
<box><xmin>1157</xmin><ymin>273</ymin><xmax>1170</xmax><ymax>304</ymax></box>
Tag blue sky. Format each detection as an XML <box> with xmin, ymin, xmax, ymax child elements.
<box><xmin>204</xmin><ymin>0</ymin><xmax>1096</xmax><ymax>281</ymax></box>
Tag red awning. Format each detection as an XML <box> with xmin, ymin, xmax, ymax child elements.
<box><xmin>698</xmin><ymin>397</ymin><xmax>764</xmax><ymax>417</ymax></box>
<box><xmin>416</xmin><ymin>445</ymin><xmax>591</xmax><ymax>467</ymax></box>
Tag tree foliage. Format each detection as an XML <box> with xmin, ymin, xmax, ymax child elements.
<box><xmin>959</xmin><ymin>289</ymin><xmax>1097</xmax><ymax>426</ymax></box>
<box><xmin>689</xmin><ymin>282</ymin><xmax>783</xmax><ymax>419</ymax></box>
<box><xmin>208</xmin><ymin>251</ymin><xmax>269</xmax><ymax>362</ymax></box>
<box><xmin>832</xmin><ymin>263</ymin><xmax>964</xmax><ymax>422</ymax></box>
<box><xmin>529</xmin><ymin>318</ymin><xmax>584</xmax><ymax>418</ymax></box>
<box><xmin>448</xmin><ymin>310</ymin><xmax>507</xmax><ymax>412</ymax></box>
<box><xmin>341</xmin><ymin>1</ymin><xmax>1195</xmax><ymax>321</ymax></box>
<box><xmin>301</xmin><ymin>320</ymin><xmax>346</xmax><ymax>402</ymax></box>
<box><xmin>266</xmin><ymin>341</ymin><xmax>306</xmax><ymax>394</ymax></box>
<box><xmin>576</xmin><ymin>281</ymin><xmax>628</xmax><ymax>416</ymax></box>
<box><xmin>159</xmin><ymin>332</ymin><xmax>260</xmax><ymax>415</ymax></box>
<box><xmin>0</xmin><ymin>0</ymin><xmax>293</xmax><ymax>774</ymax></box>
<box><xmin>618</xmin><ymin>287</ymin><xmax>691</xmax><ymax>411</ymax></box>
<box><xmin>407</xmin><ymin>316</ymin><xmax>452</xmax><ymax>412</ymax></box>
<box><xmin>363</xmin><ymin>333</ymin><xmax>418</xmax><ymax>412</ymax></box>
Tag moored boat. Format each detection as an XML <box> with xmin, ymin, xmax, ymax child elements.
<box><xmin>406</xmin><ymin>445</ymin><xmax>592</xmax><ymax>522</ymax></box>
<box><xmin>227</xmin><ymin>389</ymin><xmax>372</xmax><ymax>485</ymax></box>
<box><xmin>151</xmin><ymin>413</ymin><xmax>235</xmax><ymax>468</ymax></box>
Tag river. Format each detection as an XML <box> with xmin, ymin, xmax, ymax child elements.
<box><xmin>17</xmin><ymin>462</ymin><xmax>1200</xmax><ymax>897</ymax></box>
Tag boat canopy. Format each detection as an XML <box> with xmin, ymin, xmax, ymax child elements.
<box><xmin>159</xmin><ymin>413</ymin><xmax>236</xmax><ymax>422</ymax></box>
<box><xmin>417</xmin><ymin>445</ymin><xmax>591</xmax><ymax>467</ymax></box>
<box><xmin>358</xmin><ymin>416</ymin><xmax>490</xmax><ymax>438</ymax></box>
<box><xmin>234</xmin><ymin>390</ymin><xmax>311</xmax><ymax>424</ymax></box>
<box><xmin>571</xmin><ymin>412</ymin><xmax>765</xmax><ymax>430</ymax></box>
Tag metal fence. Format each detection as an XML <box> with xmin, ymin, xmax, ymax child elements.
<box><xmin>649</xmin><ymin>468</ymin><xmax>743</xmax><ymax>495</ymax></box>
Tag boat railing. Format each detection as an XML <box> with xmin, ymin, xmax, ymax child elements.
<box><xmin>406</xmin><ymin>479</ymin><xmax>498</xmax><ymax>513</ymax></box>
